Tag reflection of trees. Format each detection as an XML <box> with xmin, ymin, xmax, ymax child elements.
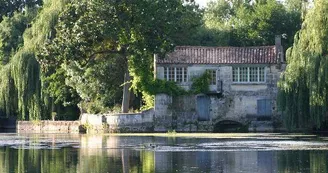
<box><xmin>141</xmin><ymin>151</ymin><xmax>155</xmax><ymax>173</ymax></box>
<box><xmin>41</xmin><ymin>148</ymin><xmax>77</xmax><ymax>173</ymax></box>
<box><xmin>278</xmin><ymin>151</ymin><xmax>328</xmax><ymax>173</ymax></box>
<box><xmin>0</xmin><ymin>147</ymin><xmax>77</xmax><ymax>173</ymax></box>
<box><xmin>310</xmin><ymin>152</ymin><xmax>327</xmax><ymax>173</ymax></box>
<box><xmin>17</xmin><ymin>148</ymin><xmax>25</xmax><ymax>173</ymax></box>
<box><xmin>0</xmin><ymin>147</ymin><xmax>9</xmax><ymax>172</ymax></box>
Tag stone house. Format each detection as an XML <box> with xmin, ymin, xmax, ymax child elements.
<box><xmin>153</xmin><ymin>37</ymin><xmax>285</xmax><ymax>132</ymax></box>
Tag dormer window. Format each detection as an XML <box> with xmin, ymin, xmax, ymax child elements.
<box><xmin>164</xmin><ymin>67</ymin><xmax>187</xmax><ymax>82</ymax></box>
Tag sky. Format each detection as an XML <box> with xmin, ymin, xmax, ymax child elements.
<box><xmin>194</xmin><ymin>0</ymin><xmax>212</xmax><ymax>8</ymax></box>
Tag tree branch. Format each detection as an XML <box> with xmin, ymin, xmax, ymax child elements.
<box><xmin>84</xmin><ymin>49</ymin><xmax>125</xmax><ymax>67</ymax></box>
<box><xmin>89</xmin><ymin>49</ymin><xmax>124</xmax><ymax>59</ymax></box>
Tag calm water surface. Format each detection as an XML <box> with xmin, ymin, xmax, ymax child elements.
<box><xmin>0</xmin><ymin>133</ymin><xmax>328</xmax><ymax>173</ymax></box>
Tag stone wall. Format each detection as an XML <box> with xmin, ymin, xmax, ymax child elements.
<box><xmin>17</xmin><ymin>121</ymin><xmax>80</xmax><ymax>133</ymax></box>
<box><xmin>80</xmin><ymin>109</ymin><xmax>155</xmax><ymax>133</ymax></box>
<box><xmin>154</xmin><ymin>94</ymin><xmax>172</xmax><ymax>131</ymax></box>
<box><xmin>154</xmin><ymin>64</ymin><xmax>284</xmax><ymax>132</ymax></box>
<box><xmin>15</xmin><ymin>109</ymin><xmax>154</xmax><ymax>133</ymax></box>
<box><xmin>154</xmin><ymin>94</ymin><xmax>214</xmax><ymax>132</ymax></box>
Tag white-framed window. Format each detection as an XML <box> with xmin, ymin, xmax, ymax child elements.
<box><xmin>164</xmin><ymin>67</ymin><xmax>187</xmax><ymax>82</ymax></box>
<box><xmin>206</xmin><ymin>69</ymin><xmax>217</xmax><ymax>85</ymax></box>
<box><xmin>232</xmin><ymin>67</ymin><xmax>265</xmax><ymax>83</ymax></box>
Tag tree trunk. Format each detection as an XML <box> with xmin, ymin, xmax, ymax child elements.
<box><xmin>121</xmin><ymin>68</ymin><xmax>131</xmax><ymax>113</ymax></box>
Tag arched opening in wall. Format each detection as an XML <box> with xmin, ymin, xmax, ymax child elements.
<box><xmin>213</xmin><ymin>120</ymin><xmax>247</xmax><ymax>133</ymax></box>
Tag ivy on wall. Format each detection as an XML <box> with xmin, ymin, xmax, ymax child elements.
<box><xmin>190</xmin><ymin>71</ymin><xmax>211</xmax><ymax>94</ymax></box>
<box><xmin>129</xmin><ymin>51</ymin><xmax>212</xmax><ymax>110</ymax></box>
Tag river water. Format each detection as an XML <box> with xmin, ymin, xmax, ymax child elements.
<box><xmin>0</xmin><ymin>133</ymin><xmax>327</xmax><ymax>173</ymax></box>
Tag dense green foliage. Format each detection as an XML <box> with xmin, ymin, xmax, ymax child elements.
<box><xmin>0</xmin><ymin>8</ymin><xmax>38</xmax><ymax>65</ymax></box>
<box><xmin>202</xmin><ymin>0</ymin><xmax>302</xmax><ymax>48</ymax></box>
<box><xmin>41</xmin><ymin>0</ymin><xmax>202</xmax><ymax>113</ymax></box>
<box><xmin>278</xmin><ymin>0</ymin><xmax>328</xmax><ymax>129</ymax></box>
<box><xmin>190</xmin><ymin>71</ymin><xmax>211</xmax><ymax>94</ymax></box>
<box><xmin>0</xmin><ymin>0</ymin><xmax>70</xmax><ymax>120</ymax></box>
<box><xmin>0</xmin><ymin>9</ymin><xmax>38</xmax><ymax>118</ymax></box>
<box><xmin>0</xmin><ymin>0</ymin><xmax>42</xmax><ymax>20</ymax></box>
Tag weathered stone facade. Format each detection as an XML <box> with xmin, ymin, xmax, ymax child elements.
<box><xmin>80</xmin><ymin>109</ymin><xmax>154</xmax><ymax>133</ymax></box>
<box><xmin>154</xmin><ymin>42</ymin><xmax>285</xmax><ymax>132</ymax></box>
<box><xmin>16</xmin><ymin>109</ymin><xmax>155</xmax><ymax>133</ymax></box>
<box><xmin>154</xmin><ymin>64</ymin><xmax>284</xmax><ymax>132</ymax></box>
<box><xmin>17</xmin><ymin>121</ymin><xmax>80</xmax><ymax>133</ymax></box>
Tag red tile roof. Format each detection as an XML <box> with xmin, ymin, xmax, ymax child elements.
<box><xmin>157</xmin><ymin>46</ymin><xmax>277</xmax><ymax>64</ymax></box>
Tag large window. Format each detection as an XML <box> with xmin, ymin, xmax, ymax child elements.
<box><xmin>164</xmin><ymin>67</ymin><xmax>187</xmax><ymax>82</ymax></box>
<box><xmin>206</xmin><ymin>69</ymin><xmax>217</xmax><ymax>85</ymax></box>
<box><xmin>232</xmin><ymin>67</ymin><xmax>265</xmax><ymax>83</ymax></box>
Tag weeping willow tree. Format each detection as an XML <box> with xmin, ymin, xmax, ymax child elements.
<box><xmin>278</xmin><ymin>0</ymin><xmax>328</xmax><ymax>129</ymax></box>
<box><xmin>0</xmin><ymin>0</ymin><xmax>70</xmax><ymax>120</ymax></box>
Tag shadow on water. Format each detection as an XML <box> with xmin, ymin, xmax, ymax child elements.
<box><xmin>0</xmin><ymin>117</ymin><xmax>16</xmax><ymax>133</ymax></box>
<box><xmin>313</xmin><ymin>120</ymin><xmax>328</xmax><ymax>136</ymax></box>
<box><xmin>278</xmin><ymin>151</ymin><xmax>328</xmax><ymax>173</ymax></box>
<box><xmin>0</xmin><ymin>128</ymin><xmax>16</xmax><ymax>133</ymax></box>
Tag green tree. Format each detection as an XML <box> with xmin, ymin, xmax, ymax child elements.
<box><xmin>278</xmin><ymin>0</ymin><xmax>328</xmax><ymax>129</ymax></box>
<box><xmin>285</xmin><ymin>0</ymin><xmax>309</xmax><ymax>19</ymax></box>
<box><xmin>42</xmin><ymin>0</ymin><xmax>202</xmax><ymax>113</ymax></box>
<box><xmin>0</xmin><ymin>0</ymin><xmax>70</xmax><ymax>120</ymax></box>
<box><xmin>0</xmin><ymin>0</ymin><xmax>42</xmax><ymax>20</ymax></box>
<box><xmin>0</xmin><ymin>8</ymin><xmax>37</xmax><ymax>66</ymax></box>
<box><xmin>203</xmin><ymin>0</ymin><xmax>301</xmax><ymax>48</ymax></box>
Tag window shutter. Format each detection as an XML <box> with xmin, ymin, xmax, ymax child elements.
<box><xmin>197</xmin><ymin>95</ymin><xmax>210</xmax><ymax>121</ymax></box>
<box><xmin>257</xmin><ymin>99</ymin><xmax>272</xmax><ymax>116</ymax></box>
<box><xmin>257</xmin><ymin>99</ymin><xmax>265</xmax><ymax>115</ymax></box>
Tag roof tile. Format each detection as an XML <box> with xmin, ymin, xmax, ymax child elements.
<box><xmin>158</xmin><ymin>46</ymin><xmax>278</xmax><ymax>64</ymax></box>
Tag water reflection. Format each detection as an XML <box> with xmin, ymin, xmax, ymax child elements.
<box><xmin>0</xmin><ymin>134</ymin><xmax>327</xmax><ymax>173</ymax></box>
<box><xmin>278</xmin><ymin>151</ymin><xmax>328</xmax><ymax>173</ymax></box>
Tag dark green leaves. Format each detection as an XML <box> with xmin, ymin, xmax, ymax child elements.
<box><xmin>0</xmin><ymin>0</ymin><xmax>42</xmax><ymax>20</ymax></box>
<box><xmin>203</xmin><ymin>0</ymin><xmax>301</xmax><ymax>48</ymax></box>
<box><xmin>279</xmin><ymin>0</ymin><xmax>328</xmax><ymax>129</ymax></box>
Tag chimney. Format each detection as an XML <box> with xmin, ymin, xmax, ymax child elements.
<box><xmin>275</xmin><ymin>35</ymin><xmax>284</xmax><ymax>63</ymax></box>
<box><xmin>275</xmin><ymin>35</ymin><xmax>281</xmax><ymax>47</ymax></box>
<box><xmin>154</xmin><ymin>54</ymin><xmax>158</xmax><ymax>79</ymax></box>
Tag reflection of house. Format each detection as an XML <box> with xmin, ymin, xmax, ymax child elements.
<box><xmin>154</xmin><ymin>36</ymin><xmax>285</xmax><ymax>132</ymax></box>
<box><xmin>154</xmin><ymin>151</ymin><xmax>278</xmax><ymax>173</ymax></box>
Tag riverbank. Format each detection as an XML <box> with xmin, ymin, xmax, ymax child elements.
<box><xmin>17</xmin><ymin>121</ymin><xmax>80</xmax><ymax>133</ymax></box>
<box><xmin>97</xmin><ymin>133</ymin><xmax>321</xmax><ymax>139</ymax></box>
<box><xmin>9</xmin><ymin>111</ymin><xmax>315</xmax><ymax>134</ymax></box>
